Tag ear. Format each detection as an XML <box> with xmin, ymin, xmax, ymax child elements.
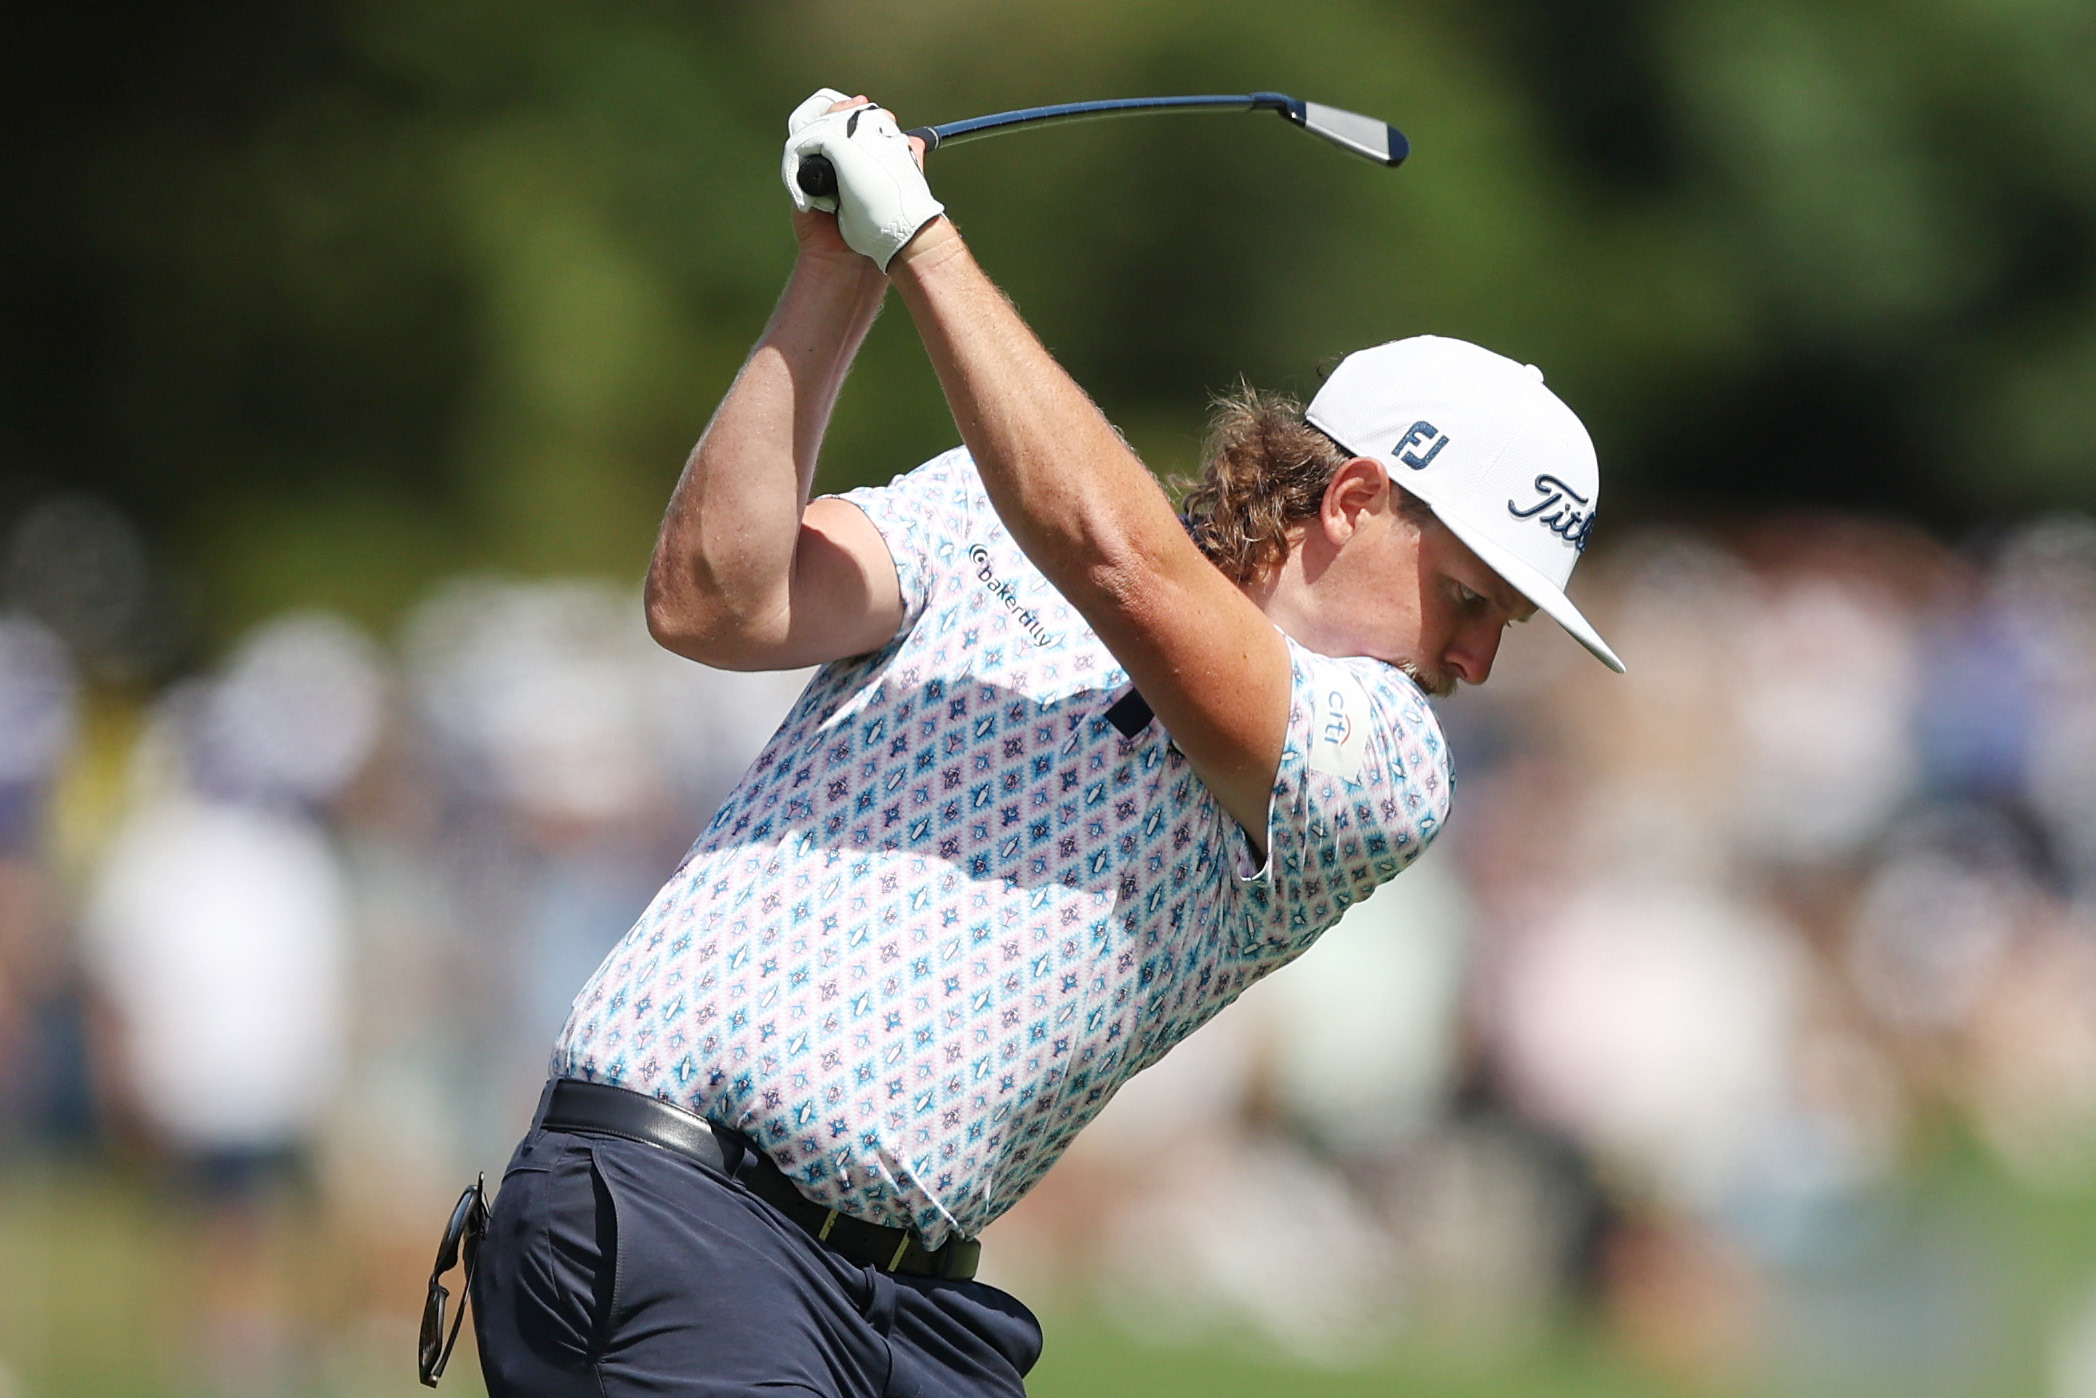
<box><xmin>1318</xmin><ymin>456</ymin><xmax>1392</xmax><ymax>542</ymax></box>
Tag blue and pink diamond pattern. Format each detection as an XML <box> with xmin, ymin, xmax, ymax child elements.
<box><xmin>553</xmin><ymin>449</ymin><xmax>1452</xmax><ymax>1248</ymax></box>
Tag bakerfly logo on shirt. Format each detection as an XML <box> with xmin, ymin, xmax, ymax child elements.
<box><xmin>1394</xmin><ymin>420</ymin><xmax>1450</xmax><ymax>471</ymax></box>
<box><xmin>1506</xmin><ymin>474</ymin><xmax>1594</xmax><ymax>553</ymax></box>
<box><xmin>967</xmin><ymin>544</ymin><xmax>1059</xmax><ymax>647</ymax></box>
<box><xmin>1306</xmin><ymin>668</ymin><xmax>1372</xmax><ymax>783</ymax></box>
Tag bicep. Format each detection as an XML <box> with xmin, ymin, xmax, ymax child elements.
<box><xmin>707</xmin><ymin>496</ymin><xmax>906</xmax><ymax>671</ymax></box>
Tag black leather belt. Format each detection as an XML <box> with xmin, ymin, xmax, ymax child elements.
<box><xmin>541</xmin><ymin>1079</ymin><xmax>981</xmax><ymax>1282</ymax></box>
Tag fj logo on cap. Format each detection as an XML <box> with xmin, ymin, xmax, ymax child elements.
<box><xmin>1394</xmin><ymin>421</ymin><xmax>1449</xmax><ymax>471</ymax></box>
<box><xmin>1507</xmin><ymin>474</ymin><xmax>1594</xmax><ymax>552</ymax></box>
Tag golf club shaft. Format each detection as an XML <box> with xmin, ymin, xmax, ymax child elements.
<box><xmin>795</xmin><ymin>92</ymin><xmax>1404</xmax><ymax>200</ymax></box>
<box><xmin>910</xmin><ymin>92</ymin><xmax>1291</xmax><ymax>152</ymax></box>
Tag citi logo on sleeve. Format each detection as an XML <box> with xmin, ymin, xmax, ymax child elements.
<box><xmin>1306</xmin><ymin>669</ymin><xmax>1371</xmax><ymax>782</ymax></box>
<box><xmin>1393</xmin><ymin>421</ymin><xmax>1449</xmax><ymax>471</ymax></box>
<box><xmin>1320</xmin><ymin>696</ymin><xmax>1352</xmax><ymax>747</ymax></box>
<box><xmin>1507</xmin><ymin>474</ymin><xmax>1594</xmax><ymax>552</ymax></box>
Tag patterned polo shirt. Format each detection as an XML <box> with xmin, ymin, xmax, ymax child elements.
<box><xmin>553</xmin><ymin>448</ymin><xmax>1452</xmax><ymax>1247</ymax></box>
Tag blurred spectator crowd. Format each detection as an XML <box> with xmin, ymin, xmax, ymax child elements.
<box><xmin>0</xmin><ymin>495</ymin><xmax>809</xmax><ymax>1392</ymax></box>
<box><xmin>8</xmin><ymin>495</ymin><xmax>2096</xmax><ymax>1393</ymax></box>
<box><xmin>983</xmin><ymin>513</ymin><xmax>2096</xmax><ymax>1395</ymax></box>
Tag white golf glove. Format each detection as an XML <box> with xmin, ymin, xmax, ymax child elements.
<box><xmin>782</xmin><ymin>87</ymin><xmax>850</xmax><ymax>214</ymax></box>
<box><xmin>781</xmin><ymin>90</ymin><xmax>945</xmax><ymax>271</ymax></box>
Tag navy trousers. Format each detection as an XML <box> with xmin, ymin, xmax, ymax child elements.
<box><xmin>470</xmin><ymin>1110</ymin><xmax>1041</xmax><ymax>1397</ymax></box>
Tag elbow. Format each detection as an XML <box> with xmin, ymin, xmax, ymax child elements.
<box><xmin>643</xmin><ymin>569</ymin><xmax>781</xmax><ymax>670</ymax></box>
<box><xmin>643</xmin><ymin>562</ymin><xmax>721</xmax><ymax>663</ymax></box>
<box><xmin>643</xmin><ymin>580</ymin><xmax>705</xmax><ymax>660</ymax></box>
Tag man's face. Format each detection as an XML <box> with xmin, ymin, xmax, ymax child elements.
<box><xmin>1262</xmin><ymin>460</ymin><xmax>1536</xmax><ymax>695</ymax></box>
<box><xmin>1377</xmin><ymin>512</ymin><xmax>1535</xmax><ymax>696</ymax></box>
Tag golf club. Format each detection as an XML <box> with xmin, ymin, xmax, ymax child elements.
<box><xmin>795</xmin><ymin>91</ymin><xmax>1407</xmax><ymax>201</ymax></box>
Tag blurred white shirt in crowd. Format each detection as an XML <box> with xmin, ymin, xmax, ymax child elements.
<box><xmin>405</xmin><ymin>577</ymin><xmax>811</xmax><ymax>829</ymax></box>
<box><xmin>1735</xmin><ymin>575</ymin><xmax>1919</xmax><ymax>865</ymax></box>
<box><xmin>1254</xmin><ymin>849</ymin><xmax>1471</xmax><ymax>1150</ymax></box>
<box><xmin>1490</xmin><ymin>877</ymin><xmax>1804</xmax><ymax>1210</ymax></box>
<box><xmin>85</xmin><ymin>795</ymin><xmax>349</xmax><ymax>1152</ymax></box>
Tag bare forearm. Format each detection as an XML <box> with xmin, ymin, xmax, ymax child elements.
<box><xmin>889</xmin><ymin>227</ymin><xmax>1177</xmax><ymax>594</ymax></box>
<box><xmin>647</xmin><ymin>252</ymin><xmax>887</xmax><ymax>659</ymax></box>
<box><xmin>891</xmin><ymin>222</ymin><xmax>1289</xmax><ymax>839</ymax></box>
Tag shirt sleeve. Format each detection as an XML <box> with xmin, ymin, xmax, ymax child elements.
<box><xmin>1230</xmin><ymin>639</ymin><xmax>1454</xmax><ymax>963</ymax></box>
<box><xmin>833</xmin><ymin>447</ymin><xmax>980</xmax><ymax>633</ymax></box>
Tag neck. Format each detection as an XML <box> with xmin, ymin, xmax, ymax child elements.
<box><xmin>1241</xmin><ymin>549</ymin><xmax>1320</xmax><ymax>649</ymax></box>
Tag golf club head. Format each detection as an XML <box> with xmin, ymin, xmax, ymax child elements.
<box><xmin>1290</xmin><ymin>100</ymin><xmax>1408</xmax><ymax>166</ymax></box>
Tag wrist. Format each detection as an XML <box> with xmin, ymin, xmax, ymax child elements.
<box><xmin>794</xmin><ymin>239</ymin><xmax>885</xmax><ymax>275</ymax></box>
<box><xmin>889</xmin><ymin>217</ymin><xmax>966</xmax><ymax>284</ymax></box>
<box><xmin>791</xmin><ymin>245</ymin><xmax>888</xmax><ymax>298</ymax></box>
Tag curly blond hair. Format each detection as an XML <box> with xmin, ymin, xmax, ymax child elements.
<box><xmin>1174</xmin><ymin>383</ymin><xmax>1355</xmax><ymax>583</ymax></box>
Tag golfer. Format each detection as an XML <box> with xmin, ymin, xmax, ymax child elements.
<box><xmin>465</xmin><ymin>90</ymin><xmax>1622</xmax><ymax>1397</ymax></box>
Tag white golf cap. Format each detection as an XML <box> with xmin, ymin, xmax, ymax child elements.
<box><xmin>1306</xmin><ymin>335</ymin><xmax>1625</xmax><ymax>673</ymax></box>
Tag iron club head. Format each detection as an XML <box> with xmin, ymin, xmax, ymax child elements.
<box><xmin>1280</xmin><ymin>98</ymin><xmax>1409</xmax><ymax>166</ymax></box>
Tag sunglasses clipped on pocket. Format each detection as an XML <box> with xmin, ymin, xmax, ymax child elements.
<box><xmin>418</xmin><ymin>1174</ymin><xmax>488</xmax><ymax>1387</ymax></box>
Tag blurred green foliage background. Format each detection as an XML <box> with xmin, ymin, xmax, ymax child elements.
<box><xmin>9</xmin><ymin>0</ymin><xmax>2095</xmax><ymax>653</ymax></box>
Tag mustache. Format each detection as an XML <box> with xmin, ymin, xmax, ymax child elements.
<box><xmin>1397</xmin><ymin>659</ymin><xmax>1456</xmax><ymax>699</ymax></box>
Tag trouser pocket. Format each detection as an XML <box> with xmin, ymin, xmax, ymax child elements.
<box><xmin>493</xmin><ymin>1137</ymin><xmax>621</xmax><ymax>1369</ymax></box>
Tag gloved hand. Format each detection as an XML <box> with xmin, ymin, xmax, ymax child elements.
<box><xmin>781</xmin><ymin>91</ymin><xmax>945</xmax><ymax>271</ymax></box>
<box><xmin>782</xmin><ymin>87</ymin><xmax>851</xmax><ymax>215</ymax></box>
